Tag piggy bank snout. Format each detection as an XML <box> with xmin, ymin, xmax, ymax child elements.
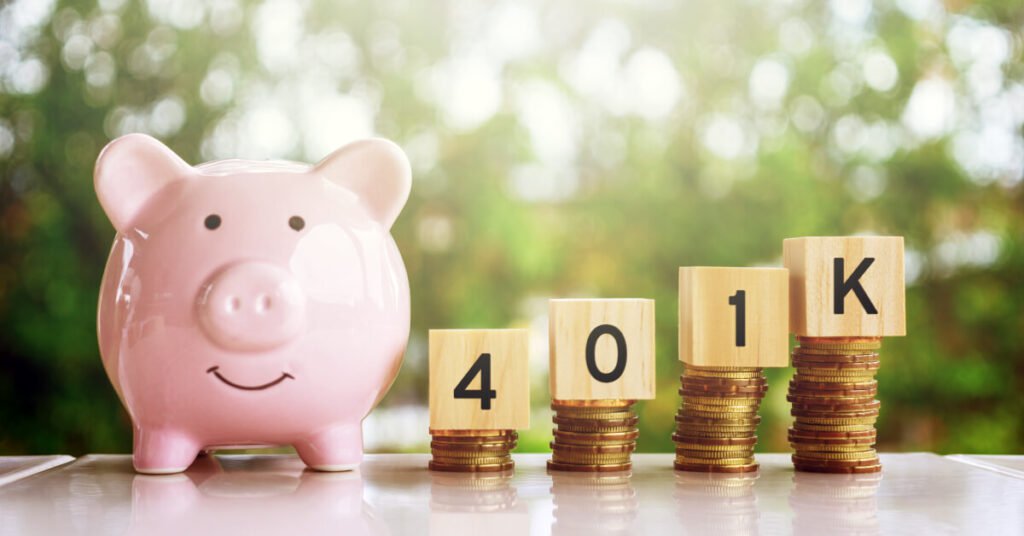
<box><xmin>197</xmin><ymin>262</ymin><xmax>306</xmax><ymax>351</ymax></box>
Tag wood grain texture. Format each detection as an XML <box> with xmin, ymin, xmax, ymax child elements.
<box><xmin>429</xmin><ymin>329</ymin><xmax>530</xmax><ymax>430</ymax></box>
<box><xmin>784</xmin><ymin>236</ymin><xmax>906</xmax><ymax>337</ymax></box>
<box><xmin>549</xmin><ymin>299</ymin><xmax>656</xmax><ymax>400</ymax></box>
<box><xmin>678</xmin><ymin>267</ymin><xmax>789</xmax><ymax>368</ymax></box>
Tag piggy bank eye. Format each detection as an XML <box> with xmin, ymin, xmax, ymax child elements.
<box><xmin>204</xmin><ymin>214</ymin><xmax>222</xmax><ymax>230</ymax></box>
<box><xmin>288</xmin><ymin>216</ymin><xmax>305</xmax><ymax>231</ymax></box>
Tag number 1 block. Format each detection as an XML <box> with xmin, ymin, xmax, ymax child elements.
<box><xmin>678</xmin><ymin>267</ymin><xmax>789</xmax><ymax>367</ymax></box>
<box><xmin>549</xmin><ymin>299</ymin><xmax>656</xmax><ymax>400</ymax></box>
<box><xmin>429</xmin><ymin>329</ymin><xmax>530</xmax><ymax>430</ymax></box>
<box><xmin>784</xmin><ymin>236</ymin><xmax>906</xmax><ymax>337</ymax></box>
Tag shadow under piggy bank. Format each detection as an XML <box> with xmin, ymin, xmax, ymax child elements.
<box><xmin>128</xmin><ymin>455</ymin><xmax>388</xmax><ymax>536</ymax></box>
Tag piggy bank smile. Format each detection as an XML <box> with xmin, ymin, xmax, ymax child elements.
<box><xmin>206</xmin><ymin>365</ymin><xmax>295</xmax><ymax>391</ymax></box>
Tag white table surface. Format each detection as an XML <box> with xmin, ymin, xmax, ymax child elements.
<box><xmin>947</xmin><ymin>454</ymin><xmax>1024</xmax><ymax>480</ymax></box>
<box><xmin>1</xmin><ymin>453</ymin><xmax>1022</xmax><ymax>535</ymax></box>
<box><xmin>0</xmin><ymin>455</ymin><xmax>74</xmax><ymax>487</ymax></box>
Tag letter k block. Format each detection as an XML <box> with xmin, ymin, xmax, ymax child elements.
<box><xmin>784</xmin><ymin>237</ymin><xmax>906</xmax><ymax>337</ymax></box>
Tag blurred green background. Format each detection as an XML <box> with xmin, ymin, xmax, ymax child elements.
<box><xmin>0</xmin><ymin>0</ymin><xmax>1022</xmax><ymax>457</ymax></box>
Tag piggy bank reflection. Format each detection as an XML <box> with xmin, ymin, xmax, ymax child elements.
<box><xmin>94</xmin><ymin>134</ymin><xmax>411</xmax><ymax>473</ymax></box>
<box><xmin>128</xmin><ymin>456</ymin><xmax>388</xmax><ymax>536</ymax></box>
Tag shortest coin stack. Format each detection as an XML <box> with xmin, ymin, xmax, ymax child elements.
<box><xmin>429</xmin><ymin>429</ymin><xmax>517</xmax><ymax>472</ymax></box>
<box><xmin>788</xmin><ymin>337</ymin><xmax>882</xmax><ymax>474</ymax></box>
<box><xmin>673</xmin><ymin>365</ymin><xmax>766</xmax><ymax>473</ymax></box>
<box><xmin>548</xmin><ymin>400</ymin><xmax>638</xmax><ymax>472</ymax></box>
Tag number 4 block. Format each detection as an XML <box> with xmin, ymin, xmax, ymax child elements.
<box><xmin>549</xmin><ymin>299</ymin><xmax>656</xmax><ymax>400</ymax></box>
<box><xmin>678</xmin><ymin>267</ymin><xmax>789</xmax><ymax>367</ymax></box>
<box><xmin>428</xmin><ymin>329</ymin><xmax>531</xmax><ymax>430</ymax></box>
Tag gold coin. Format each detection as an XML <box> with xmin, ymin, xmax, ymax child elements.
<box><xmin>788</xmin><ymin>395</ymin><xmax>877</xmax><ymax>406</ymax></box>
<box><xmin>686</xmin><ymin>365</ymin><xmax>763</xmax><ymax>372</ymax></box>
<box><xmin>674</xmin><ymin>440</ymin><xmax>755</xmax><ymax>451</ymax></box>
<box><xmin>430</xmin><ymin>429</ymin><xmax>516</xmax><ymax>438</ymax></box>
<box><xmin>682</xmin><ymin>396</ymin><xmax>761</xmax><ymax>406</ymax></box>
<box><xmin>430</xmin><ymin>447</ymin><xmax>513</xmax><ymax>458</ymax></box>
<box><xmin>794</xmin><ymin>463</ymin><xmax>881</xmax><ymax>474</ymax></box>
<box><xmin>677</xmin><ymin>431</ymin><xmax>759</xmax><ymax>440</ymax></box>
<box><xmin>794</xmin><ymin>379</ymin><xmax>876</xmax><ymax>387</ymax></box>
<box><xmin>672</xmin><ymin>433</ymin><xmax>758</xmax><ymax>445</ymax></box>
<box><xmin>796</xmin><ymin>336</ymin><xmax>881</xmax><ymax>348</ymax></box>
<box><xmin>556</xmin><ymin>422</ymin><xmax>638</xmax><ymax>434</ymax></box>
<box><xmin>552</xmin><ymin>452</ymin><xmax>630</xmax><ymax>465</ymax></box>
<box><xmin>681</xmin><ymin>371</ymin><xmax>766</xmax><ymax>381</ymax></box>
<box><xmin>796</xmin><ymin>368</ymin><xmax>879</xmax><ymax>377</ymax></box>
<box><xmin>676</xmin><ymin>449</ymin><xmax>755</xmax><ymax>460</ymax></box>
<box><xmin>674</xmin><ymin>424</ymin><xmax>757</xmax><ymax>434</ymax></box>
<box><xmin>552</xmin><ymin>399</ymin><xmax>634</xmax><ymax>409</ymax></box>
<box><xmin>430</xmin><ymin>441</ymin><xmax>517</xmax><ymax>448</ymax></box>
<box><xmin>790</xmin><ymin>443</ymin><xmax>874</xmax><ymax>453</ymax></box>
<box><xmin>550</xmin><ymin>442</ymin><xmax>635</xmax><ymax>453</ymax></box>
<box><xmin>552</xmin><ymin>414</ymin><xmax>630</xmax><ymax>422</ymax></box>
<box><xmin>684</xmin><ymin>370</ymin><xmax>764</xmax><ymax>379</ymax></box>
<box><xmin>547</xmin><ymin>460</ymin><xmax>631</xmax><ymax>473</ymax></box>
<box><xmin>793</xmin><ymin>449</ymin><xmax>878</xmax><ymax>461</ymax></box>
<box><xmin>796</xmin><ymin>363</ymin><xmax>880</xmax><ymax>373</ymax></box>
<box><xmin>553</xmin><ymin>416</ymin><xmax>635</xmax><ymax>426</ymax></box>
<box><xmin>429</xmin><ymin>461</ymin><xmax>515</xmax><ymax>473</ymax></box>
<box><xmin>676</xmin><ymin>414</ymin><xmax>761</xmax><ymax>425</ymax></box>
<box><xmin>551</xmin><ymin>453</ymin><xmax>633</xmax><ymax>465</ymax></box>
<box><xmin>682</xmin><ymin>403</ymin><xmax>761</xmax><ymax>413</ymax></box>
<box><xmin>675</xmin><ymin>456</ymin><xmax>756</xmax><ymax>466</ymax></box>
<box><xmin>792</xmin><ymin>423</ymin><xmax>875</xmax><ymax>432</ymax></box>
<box><xmin>677</xmin><ymin>413</ymin><xmax>760</xmax><ymax>424</ymax></box>
<box><xmin>552</xmin><ymin>405</ymin><xmax>634</xmax><ymax>415</ymax></box>
<box><xmin>552</xmin><ymin>439</ymin><xmax>636</xmax><ymax>448</ymax></box>
<box><xmin>796</xmin><ymin>369</ymin><xmax>878</xmax><ymax>377</ymax></box>
<box><xmin>431</xmin><ymin>455</ymin><xmax>512</xmax><ymax>465</ymax></box>
<box><xmin>674</xmin><ymin>461</ymin><xmax>760</xmax><ymax>474</ymax></box>
<box><xmin>795</xmin><ymin>416</ymin><xmax>879</xmax><ymax>426</ymax></box>
<box><xmin>553</xmin><ymin>429</ymin><xmax>639</xmax><ymax>440</ymax></box>
<box><xmin>792</xmin><ymin>356</ymin><xmax>881</xmax><ymax>366</ymax></box>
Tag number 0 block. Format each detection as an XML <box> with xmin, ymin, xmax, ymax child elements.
<box><xmin>429</xmin><ymin>329</ymin><xmax>530</xmax><ymax>430</ymax></box>
<box><xmin>784</xmin><ymin>236</ymin><xmax>906</xmax><ymax>337</ymax></box>
<box><xmin>549</xmin><ymin>299</ymin><xmax>656</xmax><ymax>401</ymax></box>
<box><xmin>678</xmin><ymin>267</ymin><xmax>789</xmax><ymax>368</ymax></box>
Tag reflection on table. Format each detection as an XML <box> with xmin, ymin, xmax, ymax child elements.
<box><xmin>790</xmin><ymin>470</ymin><xmax>881</xmax><ymax>536</ymax></box>
<box><xmin>130</xmin><ymin>454</ymin><xmax>386</xmax><ymax>535</ymax></box>
<box><xmin>0</xmin><ymin>454</ymin><xmax>386</xmax><ymax>536</ymax></box>
<box><xmin>428</xmin><ymin>469</ymin><xmax>528</xmax><ymax>535</ymax></box>
<box><xmin>674</xmin><ymin>470</ymin><xmax>760</xmax><ymax>535</ymax></box>
<box><xmin>549</xmin><ymin>470</ymin><xmax>637</xmax><ymax>535</ymax></box>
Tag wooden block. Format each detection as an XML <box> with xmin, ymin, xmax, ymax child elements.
<box><xmin>784</xmin><ymin>236</ymin><xmax>906</xmax><ymax>337</ymax></box>
<box><xmin>549</xmin><ymin>299</ymin><xmax>656</xmax><ymax>401</ymax></box>
<box><xmin>678</xmin><ymin>267</ymin><xmax>789</xmax><ymax>368</ymax></box>
<box><xmin>429</xmin><ymin>329</ymin><xmax>530</xmax><ymax>430</ymax></box>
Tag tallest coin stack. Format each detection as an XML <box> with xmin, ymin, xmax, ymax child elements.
<box><xmin>787</xmin><ymin>337</ymin><xmax>882</xmax><ymax>473</ymax></box>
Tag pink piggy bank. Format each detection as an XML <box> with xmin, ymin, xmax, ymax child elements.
<box><xmin>94</xmin><ymin>134</ymin><xmax>411</xmax><ymax>474</ymax></box>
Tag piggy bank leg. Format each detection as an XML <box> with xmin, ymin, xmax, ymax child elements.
<box><xmin>133</xmin><ymin>428</ymin><xmax>200</xmax><ymax>474</ymax></box>
<box><xmin>294</xmin><ymin>422</ymin><xmax>363</xmax><ymax>471</ymax></box>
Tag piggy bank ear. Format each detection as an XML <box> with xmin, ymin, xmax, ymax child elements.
<box><xmin>94</xmin><ymin>133</ymin><xmax>192</xmax><ymax>233</ymax></box>
<box><xmin>314</xmin><ymin>138</ymin><xmax>412</xmax><ymax>229</ymax></box>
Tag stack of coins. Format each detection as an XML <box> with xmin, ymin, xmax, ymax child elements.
<box><xmin>429</xmin><ymin>429</ymin><xmax>517</xmax><ymax>472</ymax></box>
<box><xmin>673</xmin><ymin>365</ymin><xmax>766</xmax><ymax>473</ymax></box>
<box><xmin>548</xmin><ymin>400</ymin><xmax>638</xmax><ymax>472</ymax></box>
<box><xmin>788</xmin><ymin>337</ymin><xmax>882</xmax><ymax>473</ymax></box>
